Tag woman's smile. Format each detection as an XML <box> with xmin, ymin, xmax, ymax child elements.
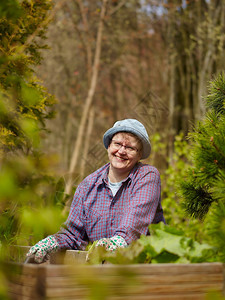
<box><xmin>107</xmin><ymin>132</ymin><xmax>142</xmax><ymax>182</ymax></box>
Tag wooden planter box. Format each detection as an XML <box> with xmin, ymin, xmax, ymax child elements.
<box><xmin>6</xmin><ymin>247</ymin><xmax>225</xmax><ymax>300</ymax></box>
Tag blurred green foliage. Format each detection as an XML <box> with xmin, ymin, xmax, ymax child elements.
<box><xmin>153</xmin><ymin>132</ymin><xmax>208</xmax><ymax>243</ymax></box>
<box><xmin>206</xmin><ymin>292</ymin><xmax>225</xmax><ymax>300</ymax></box>
<box><xmin>0</xmin><ymin>1</ymin><xmax>66</xmax><ymax>290</ymax></box>
<box><xmin>0</xmin><ymin>1</ymin><xmax>65</xmax><ymax>298</ymax></box>
<box><xmin>180</xmin><ymin>72</ymin><xmax>225</xmax><ymax>262</ymax></box>
<box><xmin>87</xmin><ymin>222</ymin><xmax>217</xmax><ymax>265</ymax></box>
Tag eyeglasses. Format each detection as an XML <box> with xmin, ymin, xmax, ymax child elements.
<box><xmin>110</xmin><ymin>140</ymin><xmax>139</xmax><ymax>155</ymax></box>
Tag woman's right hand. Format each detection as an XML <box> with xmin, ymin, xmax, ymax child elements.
<box><xmin>26</xmin><ymin>236</ymin><xmax>59</xmax><ymax>263</ymax></box>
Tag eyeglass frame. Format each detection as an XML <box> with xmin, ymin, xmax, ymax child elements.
<box><xmin>110</xmin><ymin>139</ymin><xmax>140</xmax><ymax>155</ymax></box>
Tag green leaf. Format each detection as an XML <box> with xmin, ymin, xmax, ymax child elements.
<box><xmin>151</xmin><ymin>251</ymin><xmax>180</xmax><ymax>263</ymax></box>
<box><xmin>149</xmin><ymin>230</ymin><xmax>187</xmax><ymax>257</ymax></box>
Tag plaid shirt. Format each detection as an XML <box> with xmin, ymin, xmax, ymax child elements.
<box><xmin>54</xmin><ymin>162</ymin><xmax>165</xmax><ymax>250</ymax></box>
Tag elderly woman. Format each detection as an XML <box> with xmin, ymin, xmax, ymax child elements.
<box><xmin>27</xmin><ymin>119</ymin><xmax>165</xmax><ymax>263</ymax></box>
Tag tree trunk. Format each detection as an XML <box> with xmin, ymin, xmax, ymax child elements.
<box><xmin>79</xmin><ymin>106</ymin><xmax>95</xmax><ymax>179</ymax></box>
<box><xmin>63</xmin><ymin>0</ymin><xmax>108</xmax><ymax>212</ymax></box>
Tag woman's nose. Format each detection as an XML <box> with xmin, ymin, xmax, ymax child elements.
<box><xmin>118</xmin><ymin>145</ymin><xmax>127</xmax><ymax>154</ymax></box>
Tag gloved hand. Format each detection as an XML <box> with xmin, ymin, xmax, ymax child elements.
<box><xmin>96</xmin><ymin>235</ymin><xmax>127</xmax><ymax>251</ymax></box>
<box><xmin>86</xmin><ymin>235</ymin><xmax>127</xmax><ymax>263</ymax></box>
<box><xmin>26</xmin><ymin>236</ymin><xmax>59</xmax><ymax>263</ymax></box>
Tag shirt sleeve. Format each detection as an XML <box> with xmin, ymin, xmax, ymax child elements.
<box><xmin>114</xmin><ymin>168</ymin><xmax>163</xmax><ymax>244</ymax></box>
<box><xmin>53</xmin><ymin>183</ymin><xmax>87</xmax><ymax>250</ymax></box>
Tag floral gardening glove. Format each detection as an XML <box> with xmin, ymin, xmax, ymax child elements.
<box><xmin>96</xmin><ymin>235</ymin><xmax>127</xmax><ymax>251</ymax></box>
<box><xmin>26</xmin><ymin>236</ymin><xmax>59</xmax><ymax>264</ymax></box>
<box><xmin>86</xmin><ymin>235</ymin><xmax>127</xmax><ymax>262</ymax></box>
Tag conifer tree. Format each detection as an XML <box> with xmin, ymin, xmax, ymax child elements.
<box><xmin>0</xmin><ymin>1</ymin><xmax>65</xmax><ymax>297</ymax></box>
<box><xmin>0</xmin><ymin>0</ymin><xmax>55</xmax><ymax>156</ymax></box>
<box><xmin>0</xmin><ymin>1</ymin><xmax>64</xmax><ymax>252</ymax></box>
<box><xmin>180</xmin><ymin>72</ymin><xmax>225</xmax><ymax>261</ymax></box>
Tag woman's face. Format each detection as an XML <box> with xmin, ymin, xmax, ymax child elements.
<box><xmin>107</xmin><ymin>132</ymin><xmax>142</xmax><ymax>176</ymax></box>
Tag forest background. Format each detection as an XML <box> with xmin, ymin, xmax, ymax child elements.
<box><xmin>0</xmin><ymin>0</ymin><xmax>225</xmax><ymax>296</ymax></box>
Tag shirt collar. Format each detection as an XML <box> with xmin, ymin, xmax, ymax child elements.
<box><xmin>95</xmin><ymin>163</ymin><xmax>110</xmax><ymax>187</ymax></box>
<box><xmin>96</xmin><ymin>162</ymin><xmax>141</xmax><ymax>187</ymax></box>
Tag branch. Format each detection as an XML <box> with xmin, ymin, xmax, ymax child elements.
<box><xmin>109</xmin><ymin>0</ymin><xmax>127</xmax><ymax>16</ymax></box>
<box><xmin>76</xmin><ymin>0</ymin><xmax>93</xmax><ymax>81</ymax></box>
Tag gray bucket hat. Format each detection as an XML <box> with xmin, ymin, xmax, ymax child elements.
<box><xmin>103</xmin><ymin>119</ymin><xmax>151</xmax><ymax>159</ymax></box>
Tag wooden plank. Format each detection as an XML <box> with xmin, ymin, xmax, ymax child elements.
<box><xmin>9</xmin><ymin>274</ymin><xmax>37</xmax><ymax>286</ymax></box>
<box><xmin>6</xmin><ymin>261</ymin><xmax>225</xmax><ymax>300</ymax></box>
<box><xmin>45</xmin><ymin>272</ymin><xmax>223</xmax><ymax>288</ymax></box>
<box><xmin>22</xmin><ymin>264</ymin><xmax>46</xmax><ymax>276</ymax></box>
<box><xmin>135</xmin><ymin>282</ymin><xmax>223</xmax><ymax>294</ymax></box>
<box><xmin>45</xmin><ymin>293</ymin><xmax>208</xmax><ymax>300</ymax></box>
<box><xmin>63</xmin><ymin>250</ymin><xmax>88</xmax><ymax>264</ymax></box>
<box><xmin>108</xmin><ymin>282</ymin><xmax>222</xmax><ymax>295</ymax></box>
<box><xmin>7</xmin><ymin>262</ymin><xmax>41</xmax><ymax>276</ymax></box>
<box><xmin>7</xmin><ymin>248</ymin><xmax>224</xmax><ymax>276</ymax></box>
<box><xmin>45</xmin><ymin>295</ymin><xmax>207</xmax><ymax>300</ymax></box>
<box><xmin>7</xmin><ymin>282</ymin><xmax>37</xmax><ymax>298</ymax></box>
<box><xmin>223</xmin><ymin>263</ymin><xmax>225</xmax><ymax>296</ymax></box>
<box><xmin>46</xmin><ymin>286</ymin><xmax>88</xmax><ymax>298</ymax></box>
<box><xmin>138</xmin><ymin>273</ymin><xmax>223</xmax><ymax>284</ymax></box>
<box><xmin>7</xmin><ymin>291</ymin><xmax>33</xmax><ymax>300</ymax></box>
<box><xmin>7</xmin><ymin>264</ymin><xmax>46</xmax><ymax>299</ymax></box>
<box><xmin>9</xmin><ymin>247</ymin><xmax>88</xmax><ymax>265</ymax></box>
<box><xmin>108</xmin><ymin>293</ymin><xmax>212</xmax><ymax>300</ymax></box>
<box><xmin>44</xmin><ymin>262</ymin><xmax>224</xmax><ymax>277</ymax></box>
<box><xmin>44</xmin><ymin>281</ymin><xmax>222</xmax><ymax>298</ymax></box>
<box><xmin>99</xmin><ymin>262</ymin><xmax>224</xmax><ymax>275</ymax></box>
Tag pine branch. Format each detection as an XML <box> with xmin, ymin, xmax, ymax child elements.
<box><xmin>211</xmin><ymin>139</ymin><xmax>225</xmax><ymax>160</ymax></box>
<box><xmin>180</xmin><ymin>181</ymin><xmax>214</xmax><ymax>220</ymax></box>
<box><xmin>206</xmin><ymin>72</ymin><xmax>225</xmax><ymax>114</ymax></box>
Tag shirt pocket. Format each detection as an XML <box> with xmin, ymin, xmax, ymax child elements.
<box><xmin>84</xmin><ymin>211</ymin><xmax>108</xmax><ymax>240</ymax></box>
<box><xmin>84</xmin><ymin>206</ymin><xmax>106</xmax><ymax>219</ymax></box>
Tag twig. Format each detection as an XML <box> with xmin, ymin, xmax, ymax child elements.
<box><xmin>109</xmin><ymin>0</ymin><xmax>127</xmax><ymax>16</ymax></box>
